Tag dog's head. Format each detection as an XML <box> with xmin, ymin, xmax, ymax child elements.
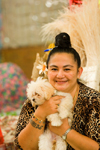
<box><xmin>26</xmin><ymin>79</ymin><xmax>55</xmax><ymax>107</ymax></box>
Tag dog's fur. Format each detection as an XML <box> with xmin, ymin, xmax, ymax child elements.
<box><xmin>27</xmin><ymin>78</ymin><xmax>73</xmax><ymax>150</ymax></box>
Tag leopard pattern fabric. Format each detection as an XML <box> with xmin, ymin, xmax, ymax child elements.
<box><xmin>68</xmin><ymin>83</ymin><xmax>100</xmax><ymax>150</ymax></box>
<box><xmin>14</xmin><ymin>82</ymin><xmax>100</xmax><ymax>150</ymax></box>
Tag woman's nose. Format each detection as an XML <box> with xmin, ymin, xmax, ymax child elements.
<box><xmin>56</xmin><ymin>70</ymin><xmax>65</xmax><ymax>78</ymax></box>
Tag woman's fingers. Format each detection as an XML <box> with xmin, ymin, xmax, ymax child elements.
<box><xmin>51</xmin><ymin>95</ymin><xmax>64</xmax><ymax>101</ymax></box>
<box><xmin>48</xmin><ymin>118</ymin><xmax>70</xmax><ymax>136</ymax></box>
<box><xmin>48</xmin><ymin>96</ymin><xmax>63</xmax><ymax>111</ymax></box>
<box><xmin>37</xmin><ymin>95</ymin><xmax>63</xmax><ymax>117</ymax></box>
<box><xmin>54</xmin><ymin>100</ymin><xmax>61</xmax><ymax>105</ymax></box>
<box><xmin>55</xmin><ymin>104</ymin><xmax>59</xmax><ymax>109</ymax></box>
<box><xmin>49</xmin><ymin>95</ymin><xmax>64</xmax><ymax>105</ymax></box>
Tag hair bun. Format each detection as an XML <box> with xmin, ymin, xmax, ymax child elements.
<box><xmin>55</xmin><ymin>32</ymin><xmax>71</xmax><ymax>48</ymax></box>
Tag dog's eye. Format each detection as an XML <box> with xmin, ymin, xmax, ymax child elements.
<box><xmin>35</xmin><ymin>92</ymin><xmax>40</xmax><ymax>96</ymax></box>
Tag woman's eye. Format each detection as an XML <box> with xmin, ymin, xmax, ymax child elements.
<box><xmin>51</xmin><ymin>68</ymin><xmax>57</xmax><ymax>71</ymax></box>
<box><xmin>65</xmin><ymin>68</ymin><xmax>70</xmax><ymax>71</ymax></box>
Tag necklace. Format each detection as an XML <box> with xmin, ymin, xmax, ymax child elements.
<box><xmin>73</xmin><ymin>85</ymin><xmax>79</xmax><ymax>103</ymax></box>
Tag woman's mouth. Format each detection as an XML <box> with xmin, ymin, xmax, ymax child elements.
<box><xmin>56</xmin><ymin>80</ymin><xmax>67</xmax><ymax>84</ymax></box>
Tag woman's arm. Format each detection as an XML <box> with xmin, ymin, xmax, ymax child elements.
<box><xmin>14</xmin><ymin>99</ymin><xmax>42</xmax><ymax>150</ymax></box>
<box><xmin>48</xmin><ymin>118</ymin><xmax>99</xmax><ymax>150</ymax></box>
<box><xmin>15</xmin><ymin>96</ymin><xmax>62</xmax><ymax>150</ymax></box>
<box><xmin>18</xmin><ymin>115</ymin><xmax>45</xmax><ymax>150</ymax></box>
<box><xmin>66</xmin><ymin>129</ymin><xmax>99</xmax><ymax>150</ymax></box>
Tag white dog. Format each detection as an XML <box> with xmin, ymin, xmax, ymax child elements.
<box><xmin>27</xmin><ymin>78</ymin><xmax>73</xmax><ymax>150</ymax></box>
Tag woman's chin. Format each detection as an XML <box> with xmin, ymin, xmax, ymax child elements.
<box><xmin>54</xmin><ymin>86</ymin><xmax>67</xmax><ymax>92</ymax></box>
<box><xmin>54</xmin><ymin>82</ymin><xmax>68</xmax><ymax>91</ymax></box>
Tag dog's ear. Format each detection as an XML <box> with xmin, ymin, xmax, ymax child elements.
<box><xmin>44</xmin><ymin>86</ymin><xmax>54</xmax><ymax>100</ymax></box>
<box><xmin>26</xmin><ymin>81</ymin><xmax>35</xmax><ymax>97</ymax></box>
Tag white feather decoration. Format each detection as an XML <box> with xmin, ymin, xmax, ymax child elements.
<box><xmin>41</xmin><ymin>0</ymin><xmax>100</xmax><ymax>67</ymax></box>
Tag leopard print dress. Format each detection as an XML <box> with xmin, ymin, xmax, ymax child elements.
<box><xmin>14</xmin><ymin>82</ymin><xmax>100</xmax><ymax>150</ymax></box>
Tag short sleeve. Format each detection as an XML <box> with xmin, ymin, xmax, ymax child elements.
<box><xmin>14</xmin><ymin>99</ymin><xmax>35</xmax><ymax>149</ymax></box>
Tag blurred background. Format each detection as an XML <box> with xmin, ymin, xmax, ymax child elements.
<box><xmin>0</xmin><ymin>0</ymin><xmax>68</xmax><ymax>79</ymax></box>
<box><xmin>0</xmin><ymin>0</ymin><xmax>69</xmax><ymax>114</ymax></box>
<box><xmin>0</xmin><ymin>1</ymin><xmax>70</xmax><ymax>146</ymax></box>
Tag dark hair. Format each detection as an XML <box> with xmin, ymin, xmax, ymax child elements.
<box><xmin>46</xmin><ymin>32</ymin><xmax>81</xmax><ymax>69</ymax></box>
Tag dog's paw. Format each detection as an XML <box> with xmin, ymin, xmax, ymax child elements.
<box><xmin>47</xmin><ymin>113</ymin><xmax>62</xmax><ymax>126</ymax></box>
<box><xmin>59</xmin><ymin>110</ymin><xmax>69</xmax><ymax>119</ymax></box>
<box><xmin>51</xmin><ymin>119</ymin><xmax>62</xmax><ymax>126</ymax></box>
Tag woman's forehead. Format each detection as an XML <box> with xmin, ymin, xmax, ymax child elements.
<box><xmin>49</xmin><ymin>64</ymin><xmax>74</xmax><ymax>68</ymax></box>
<box><xmin>47</xmin><ymin>53</ymin><xmax>78</xmax><ymax>69</ymax></box>
<box><xmin>48</xmin><ymin>53</ymin><xmax>75</xmax><ymax>64</ymax></box>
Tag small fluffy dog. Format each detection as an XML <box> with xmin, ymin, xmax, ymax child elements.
<box><xmin>27</xmin><ymin>78</ymin><xmax>73</xmax><ymax>150</ymax></box>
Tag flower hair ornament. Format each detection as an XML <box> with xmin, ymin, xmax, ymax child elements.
<box><xmin>36</xmin><ymin>61</ymin><xmax>48</xmax><ymax>77</ymax></box>
<box><xmin>31</xmin><ymin>43</ymin><xmax>55</xmax><ymax>81</ymax></box>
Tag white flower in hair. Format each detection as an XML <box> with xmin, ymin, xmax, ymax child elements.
<box><xmin>36</xmin><ymin>76</ymin><xmax>43</xmax><ymax>80</ymax></box>
<box><xmin>36</xmin><ymin>61</ymin><xmax>48</xmax><ymax>75</ymax></box>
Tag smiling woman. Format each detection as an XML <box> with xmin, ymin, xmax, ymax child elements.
<box><xmin>47</xmin><ymin>33</ymin><xmax>83</xmax><ymax>96</ymax></box>
<box><xmin>47</xmin><ymin>53</ymin><xmax>82</xmax><ymax>94</ymax></box>
<box><xmin>14</xmin><ymin>32</ymin><xmax>100</xmax><ymax>150</ymax></box>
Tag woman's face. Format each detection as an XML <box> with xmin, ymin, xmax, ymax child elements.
<box><xmin>47</xmin><ymin>53</ymin><xmax>83</xmax><ymax>93</ymax></box>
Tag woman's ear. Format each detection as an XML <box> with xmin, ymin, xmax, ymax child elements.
<box><xmin>77</xmin><ymin>67</ymin><xmax>83</xmax><ymax>79</ymax></box>
<box><xmin>46</xmin><ymin>70</ymin><xmax>48</xmax><ymax>77</ymax></box>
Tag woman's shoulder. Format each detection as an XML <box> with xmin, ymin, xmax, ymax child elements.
<box><xmin>23</xmin><ymin>99</ymin><xmax>32</xmax><ymax>107</ymax></box>
<box><xmin>76</xmin><ymin>83</ymin><xmax>100</xmax><ymax>118</ymax></box>
<box><xmin>78</xmin><ymin>82</ymin><xmax>100</xmax><ymax>106</ymax></box>
<box><xmin>79</xmin><ymin>82</ymin><xmax>100</xmax><ymax>96</ymax></box>
<box><xmin>21</xmin><ymin>99</ymin><xmax>33</xmax><ymax>110</ymax></box>
<box><xmin>19</xmin><ymin>99</ymin><xmax>35</xmax><ymax>115</ymax></box>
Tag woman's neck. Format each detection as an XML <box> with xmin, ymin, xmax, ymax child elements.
<box><xmin>71</xmin><ymin>83</ymin><xmax>79</xmax><ymax>107</ymax></box>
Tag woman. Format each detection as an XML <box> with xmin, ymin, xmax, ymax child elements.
<box><xmin>14</xmin><ymin>32</ymin><xmax>100</xmax><ymax>150</ymax></box>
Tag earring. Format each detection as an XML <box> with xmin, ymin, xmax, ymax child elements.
<box><xmin>77</xmin><ymin>78</ymin><xmax>80</xmax><ymax>82</ymax></box>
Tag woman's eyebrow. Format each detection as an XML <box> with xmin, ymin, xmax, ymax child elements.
<box><xmin>63</xmin><ymin>65</ymin><xmax>73</xmax><ymax>68</ymax></box>
<box><xmin>49</xmin><ymin>65</ymin><xmax>57</xmax><ymax>68</ymax></box>
<box><xmin>49</xmin><ymin>65</ymin><xmax>73</xmax><ymax>68</ymax></box>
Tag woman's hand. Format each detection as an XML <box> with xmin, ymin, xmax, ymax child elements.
<box><xmin>35</xmin><ymin>95</ymin><xmax>64</xmax><ymax>120</ymax></box>
<box><xmin>48</xmin><ymin>118</ymin><xmax>70</xmax><ymax>136</ymax></box>
<box><xmin>48</xmin><ymin>118</ymin><xmax>99</xmax><ymax>150</ymax></box>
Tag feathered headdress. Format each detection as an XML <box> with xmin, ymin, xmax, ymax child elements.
<box><xmin>31</xmin><ymin>0</ymin><xmax>100</xmax><ymax>91</ymax></box>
